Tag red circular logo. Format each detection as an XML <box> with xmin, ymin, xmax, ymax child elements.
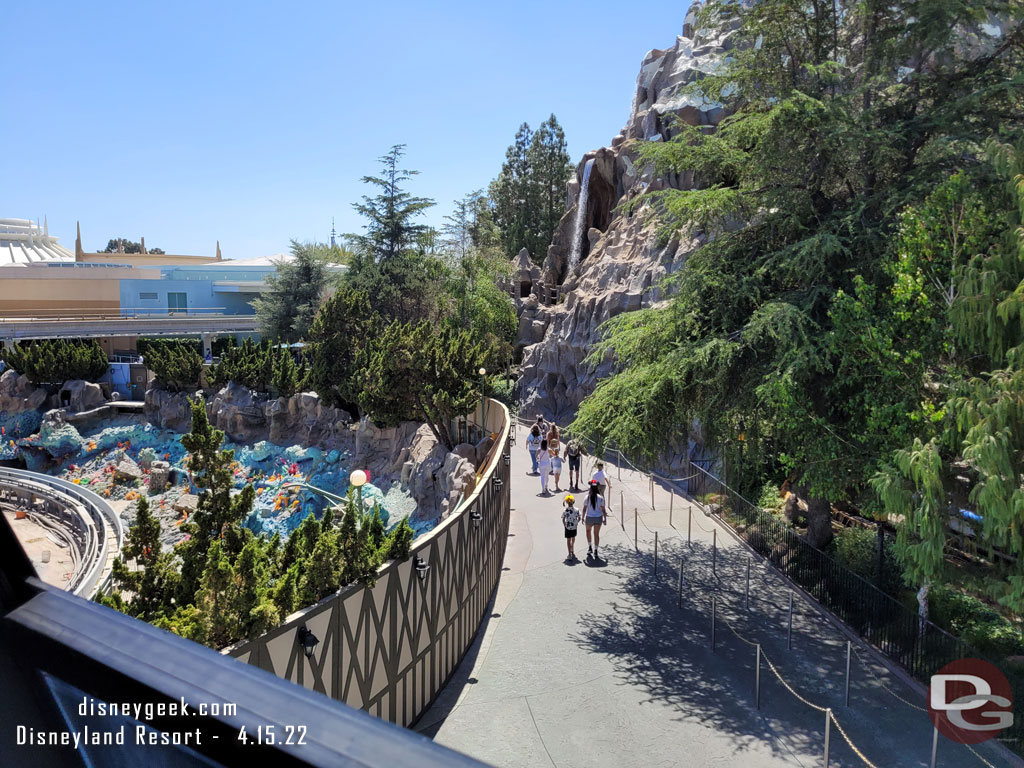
<box><xmin>928</xmin><ymin>658</ymin><xmax>1014</xmax><ymax>744</ymax></box>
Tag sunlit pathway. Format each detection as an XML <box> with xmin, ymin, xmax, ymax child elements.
<box><xmin>416</xmin><ymin>425</ymin><xmax>1015</xmax><ymax>768</ymax></box>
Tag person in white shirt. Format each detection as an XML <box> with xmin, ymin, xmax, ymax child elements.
<box><xmin>590</xmin><ymin>462</ymin><xmax>611</xmax><ymax>497</ymax></box>
<box><xmin>536</xmin><ymin>439</ymin><xmax>551</xmax><ymax>495</ymax></box>
<box><xmin>582</xmin><ymin>482</ymin><xmax>607</xmax><ymax>558</ymax></box>
<box><xmin>551</xmin><ymin>449</ymin><xmax>564</xmax><ymax>492</ymax></box>
<box><xmin>526</xmin><ymin>425</ymin><xmax>542</xmax><ymax>475</ymax></box>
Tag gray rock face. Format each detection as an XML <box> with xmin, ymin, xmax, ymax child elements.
<box><xmin>518</xmin><ymin>3</ymin><xmax>732</xmax><ymax>422</ymax></box>
<box><xmin>114</xmin><ymin>458</ymin><xmax>142</xmax><ymax>485</ymax></box>
<box><xmin>149</xmin><ymin>460</ymin><xmax>170</xmax><ymax>494</ymax></box>
<box><xmin>58</xmin><ymin>380</ymin><xmax>107</xmax><ymax>413</ymax></box>
<box><xmin>144</xmin><ymin>387</ymin><xmax>195</xmax><ymax>432</ymax></box>
<box><xmin>0</xmin><ymin>370</ymin><xmax>48</xmax><ymax>413</ymax></box>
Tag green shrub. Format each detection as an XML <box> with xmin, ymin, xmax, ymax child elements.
<box><xmin>486</xmin><ymin>375</ymin><xmax>514</xmax><ymax>410</ymax></box>
<box><xmin>1</xmin><ymin>339</ymin><xmax>108</xmax><ymax>389</ymax></box>
<box><xmin>757</xmin><ymin>481</ymin><xmax>784</xmax><ymax>510</ymax></box>
<box><xmin>142</xmin><ymin>339</ymin><xmax>203</xmax><ymax>393</ymax></box>
<box><xmin>930</xmin><ymin>586</ymin><xmax>1024</xmax><ymax>659</ymax></box>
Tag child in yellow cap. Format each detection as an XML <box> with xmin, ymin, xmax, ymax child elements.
<box><xmin>562</xmin><ymin>494</ymin><xmax>580</xmax><ymax>562</ymax></box>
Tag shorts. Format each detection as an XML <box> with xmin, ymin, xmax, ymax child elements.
<box><xmin>564</xmin><ymin>527</ymin><xmax>577</xmax><ymax>538</ymax></box>
<box><xmin>585</xmin><ymin>516</ymin><xmax>603</xmax><ymax>526</ymax></box>
<box><xmin>568</xmin><ymin>455</ymin><xmax>581</xmax><ymax>471</ymax></box>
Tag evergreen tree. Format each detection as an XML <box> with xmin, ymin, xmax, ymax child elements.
<box><xmin>307</xmin><ymin>286</ymin><xmax>379</xmax><ymax>416</ymax></box>
<box><xmin>300</xmin><ymin>527</ymin><xmax>340</xmax><ymax>604</ymax></box>
<box><xmin>105</xmin><ymin>498</ymin><xmax>177</xmax><ymax>620</ymax></box>
<box><xmin>233</xmin><ymin>538</ymin><xmax>280</xmax><ymax>639</ymax></box>
<box><xmin>253</xmin><ymin>241</ymin><xmax>333</xmax><ymax>343</ymax></box>
<box><xmin>491</xmin><ymin>123</ymin><xmax>536</xmax><ymax>259</ymax></box>
<box><xmin>570</xmin><ymin>0</ymin><xmax>1023</xmax><ymax>549</ymax></box>
<box><xmin>358</xmin><ymin>321</ymin><xmax>490</xmax><ymax>449</ymax></box>
<box><xmin>176</xmin><ymin>400</ymin><xmax>256</xmax><ymax>604</ymax></box>
<box><xmin>526</xmin><ymin>114</ymin><xmax>573</xmax><ymax>259</ymax></box>
<box><xmin>272</xmin><ymin>347</ymin><xmax>302</xmax><ymax>398</ymax></box>
<box><xmin>142</xmin><ymin>339</ymin><xmax>203</xmax><ymax>393</ymax></box>
<box><xmin>350</xmin><ymin>145</ymin><xmax>435</xmax><ymax>262</ymax></box>
<box><xmin>1</xmin><ymin>339</ymin><xmax>108</xmax><ymax>390</ymax></box>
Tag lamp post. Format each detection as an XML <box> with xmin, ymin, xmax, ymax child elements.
<box><xmin>479</xmin><ymin>367</ymin><xmax>488</xmax><ymax>439</ymax></box>
<box><xmin>350</xmin><ymin>469</ymin><xmax>368</xmax><ymax>512</ymax></box>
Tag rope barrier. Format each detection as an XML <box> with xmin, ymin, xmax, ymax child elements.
<box><xmin>966</xmin><ymin>743</ymin><xmax>999</xmax><ymax>768</ymax></box>
<box><xmin>518</xmin><ymin>412</ymin><xmax>1005</xmax><ymax>768</ymax></box>
<box><xmin>828</xmin><ymin>710</ymin><xmax>881</xmax><ymax>768</ymax></box>
<box><xmin>849</xmin><ymin>643</ymin><xmax>928</xmax><ymax>712</ymax></box>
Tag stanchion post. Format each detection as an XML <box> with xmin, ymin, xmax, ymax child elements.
<box><xmin>670</xmin><ymin>490</ymin><xmax>674</xmax><ymax>527</ymax></box>
<box><xmin>929</xmin><ymin>726</ymin><xmax>938</xmax><ymax>768</ymax></box>
<box><xmin>687</xmin><ymin>505</ymin><xmax>692</xmax><ymax>545</ymax></box>
<box><xmin>617</xmin><ymin>453</ymin><xmax>621</xmax><ymax>480</ymax></box>
<box><xmin>620</xmin><ymin>491</ymin><xmax>624</xmax><ymax>530</ymax></box>
<box><xmin>824</xmin><ymin>709</ymin><xmax>832</xmax><ymax>768</ymax></box>
<box><xmin>677</xmin><ymin>556</ymin><xmax>684</xmax><ymax>608</ymax></box>
<box><xmin>712</xmin><ymin>529</ymin><xmax>717</xmax><ymax>577</ymax></box>
<box><xmin>711</xmin><ymin>596</ymin><xmax>717</xmax><ymax>653</ymax></box>
<box><xmin>755</xmin><ymin>644</ymin><xmax>761</xmax><ymax>709</ymax></box>
<box><xmin>650</xmin><ymin>476</ymin><xmax>655</xmax><ymax>510</ymax></box>
<box><xmin>634</xmin><ymin>507</ymin><xmax>638</xmax><ymax>551</ymax></box>
<box><xmin>745</xmin><ymin>558</ymin><xmax>751</xmax><ymax>611</ymax></box>
<box><xmin>845</xmin><ymin>641</ymin><xmax>851</xmax><ymax>707</ymax></box>
<box><xmin>654</xmin><ymin>532</ymin><xmax>659</xmax><ymax>575</ymax></box>
<box><xmin>788</xmin><ymin>591</ymin><xmax>794</xmax><ymax>649</ymax></box>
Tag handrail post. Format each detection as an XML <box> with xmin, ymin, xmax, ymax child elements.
<box><xmin>634</xmin><ymin>507</ymin><xmax>638</xmax><ymax>551</ymax></box>
<box><xmin>755</xmin><ymin>644</ymin><xmax>761</xmax><ymax>709</ymax></box>
<box><xmin>788</xmin><ymin>590</ymin><xmax>794</xmax><ymax>649</ymax></box>
<box><xmin>712</xmin><ymin>529</ymin><xmax>717</xmax><ymax>577</ymax></box>
<box><xmin>669</xmin><ymin>490</ymin><xmax>674</xmax><ymax>527</ymax></box>
<box><xmin>687</xmin><ymin>505</ymin><xmax>692</xmax><ymax>546</ymax></box>
<box><xmin>824</xmin><ymin>709</ymin><xmax>831</xmax><ymax>768</ymax></box>
<box><xmin>845</xmin><ymin>641</ymin><xmax>851</xmax><ymax>707</ymax></box>
<box><xmin>654</xmin><ymin>532</ymin><xmax>658</xmax><ymax>575</ymax></box>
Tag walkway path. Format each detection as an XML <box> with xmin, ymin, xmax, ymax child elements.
<box><xmin>417</xmin><ymin>425</ymin><xmax>1017</xmax><ymax>768</ymax></box>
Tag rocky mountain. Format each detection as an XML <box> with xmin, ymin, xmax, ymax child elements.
<box><xmin>515</xmin><ymin>2</ymin><xmax>744</xmax><ymax>422</ymax></box>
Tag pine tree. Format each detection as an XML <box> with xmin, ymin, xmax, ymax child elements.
<box><xmin>253</xmin><ymin>241</ymin><xmax>333</xmax><ymax>343</ymax></box>
<box><xmin>307</xmin><ymin>286</ymin><xmax>378</xmax><ymax>416</ymax></box>
<box><xmin>491</xmin><ymin>123</ymin><xmax>536</xmax><ymax>259</ymax></box>
<box><xmin>526</xmin><ymin>115</ymin><xmax>573</xmax><ymax>260</ymax></box>
<box><xmin>350</xmin><ymin>145</ymin><xmax>435</xmax><ymax>262</ymax></box>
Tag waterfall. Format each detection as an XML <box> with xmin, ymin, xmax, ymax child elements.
<box><xmin>567</xmin><ymin>158</ymin><xmax>595</xmax><ymax>273</ymax></box>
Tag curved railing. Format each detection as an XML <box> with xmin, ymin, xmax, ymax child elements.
<box><xmin>227</xmin><ymin>398</ymin><xmax>512</xmax><ymax>727</ymax></box>
<box><xmin>0</xmin><ymin>467</ymin><xmax>123</xmax><ymax>598</ymax></box>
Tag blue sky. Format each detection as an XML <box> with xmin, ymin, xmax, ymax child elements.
<box><xmin>3</xmin><ymin>1</ymin><xmax>690</xmax><ymax>258</ymax></box>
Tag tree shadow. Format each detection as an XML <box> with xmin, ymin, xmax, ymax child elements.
<box><xmin>567</xmin><ymin>538</ymin><xmax>961</xmax><ymax>767</ymax></box>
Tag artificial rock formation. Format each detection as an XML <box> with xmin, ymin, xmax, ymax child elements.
<box><xmin>518</xmin><ymin>2</ymin><xmax>736</xmax><ymax>422</ymax></box>
<box><xmin>0</xmin><ymin>370</ymin><xmax>49</xmax><ymax>414</ymax></box>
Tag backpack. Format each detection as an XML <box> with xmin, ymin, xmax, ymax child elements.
<box><xmin>566</xmin><ymin>440</ymin><xmax>581</xmax><ymax>457</ymax></box>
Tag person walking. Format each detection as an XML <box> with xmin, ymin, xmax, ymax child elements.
<box><xmin>565</xmin><ymin>437</ymin><xmax>583</xmax><ymax>490</ymax></box>
<box><xmin>590</xmin><ymin>461</ymin><xmax>611</xmax><ymax>497</ymax></box>
<box><xmin>534</xmin><ymin>414</ymin><xmax>548</xmax><ymax>439</ymax></box>
<box><xmin>562</xmin><ymin>494</ymin><xmax>580</xmax><ymax>561</ymax></box>
<box><xmin>582</xmin><ymin>482</ymin><xmax>607</xmax><ymax>559</ymax></box>
<box><xmin>551</xmin><ymin>448</ymin><xmax>564</xmax><ymax>492</ymax></box>
<box><xmin>526</xmin><ymin>425</ymin><xmax>542</xmax><ymax>475</ymax></box>
<box><xmin>546</xmin><ymin>424</ymin><xmax>561</xmax><ymax>456</ymax></box>
<box><xmin>537</xmin><ymin>439</ymin><xmax>551</xmax><ymax>495</ymax></box>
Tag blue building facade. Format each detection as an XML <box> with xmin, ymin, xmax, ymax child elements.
<box><xmin>118</xmin><ymin>261</ymin><xmax>277</xmax><ymax>317</ymax></box>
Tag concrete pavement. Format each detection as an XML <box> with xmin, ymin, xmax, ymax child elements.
<box><xmin>417</xmin><ymin>425</ymin><xmax>1017</xmax><ymax>768</ymax></box>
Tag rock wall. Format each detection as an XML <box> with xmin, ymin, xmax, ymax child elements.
<box><xmin>517</xmin><ymin>2</ymin><xmax>739</xmax><ymax>423</ymax></box>
<box><xmin>143</xmin><ymin>382</ymin><xmax>480</xmax><ymax>525</ymax></box>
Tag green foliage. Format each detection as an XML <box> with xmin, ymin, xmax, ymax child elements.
<box><xmin>141</xmin><ymin>339</ymin><xmax>203</xmax><ymax>392</ymax></box>
<box><xmin>573</xmin><ymin>0</ymin><xmax>1024</xmax><ymax>557</ymax></box>
<box><xmin>349</xmin><ymin>144</ymin><xmax>435</xmax><ymax>262</ymax></box>
<box><xmin>1</xmin><ymin>339</ymin><xmax>108</xmax><ymax>389</ymax></box>
<box><xmin>209</xmin><ymin>338</ymin><xmax>306</xmax><ymax>395</ymax></box>
<box><xmin>930</xmin><ymin>586</ymin><xmax>1024</xmax><ymax>658</ymax></box>
<box><xmin>358</xmin><ymin>321</ymin><xmax>490</xmax><ymax>449</ymax></box>
<box><xmin>253</xmin><ymin>241</ymin><xmax>335</xmax><ymax>342</ymax></box>
<box><xmin>101</xmin><ymin>397</ymin><xmax>420</xmax><ymax>649</ymax></box>
<box><xmin>490</xmin><ymin>115</ymin><xmax>573</xmax><ymax>261</ymax></box>
<box><xmin>101</xmin><ymin>238</ymin><xmax>164</xmax><ymax>254</ymax></box>
<box><xmin>307</xmin><ymin>286</ymin><xmax>380</xmax><ymax>414</ymax></box>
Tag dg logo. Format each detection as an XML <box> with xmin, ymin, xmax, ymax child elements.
<box><xmin>929</xmin><ymin>658</ymin><xmax>1014</xmax><ymax>744</ymax></box>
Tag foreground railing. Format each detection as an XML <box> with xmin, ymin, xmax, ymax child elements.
<box><xmin>227</xmin><ymin>399</ymin><xmax>512</xmax><ymax>728</ymax></box>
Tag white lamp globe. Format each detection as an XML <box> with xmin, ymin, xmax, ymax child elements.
<box><xmin>478</xmin><ymin>367</ymin><xmax>487</xmax><ymax>376</ymax></box>
<box><xmin>349</xmin><ymin>469</ymin><xmax>368</xmax><ymax>488</ymax></box>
